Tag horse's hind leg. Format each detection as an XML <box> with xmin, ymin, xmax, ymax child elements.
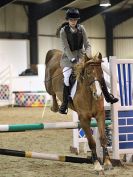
<box><xmin>51</xmin><ymin>94</ymin><xmax>59</xmax><ymax>112</ymax></box>
<box><xmin>79</xmin><ymin>116</ymin><xmax>103</xmax><ymax>172</ymax></box>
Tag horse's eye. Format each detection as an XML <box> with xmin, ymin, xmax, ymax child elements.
<box><xmin>86</xmin><ymin>72</ymin><xmax>90</xmax><ymax>76</ymax></box>
<box><xmin>87</xmin><ymin>69</ymin><xmax>93</xmax><ymax>75</ymax></box>
<box><xmin>86</xmin><ymin>70</ymin><xmax>91</xmax><ymax>75</ymax></box>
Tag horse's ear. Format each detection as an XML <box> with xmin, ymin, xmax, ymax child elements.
<box><xmin>84</xmin><ymin>53</ymin><xmax>91</xmax><ymax>62</ymax></box>
<box><xmin>98</xmin><ymin>52</ymin><xmax>102</xmax><ymax>60</ymax></box>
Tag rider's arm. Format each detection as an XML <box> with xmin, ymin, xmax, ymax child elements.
<box><xmin>60</xmin><ymin>27</ymin><xmax>74</xmax><ymax>61</ymax></box>
<box><xmin>81</xmin><ymin>25</ymin><xmax>92</xmax><ymax>58</ymax></box>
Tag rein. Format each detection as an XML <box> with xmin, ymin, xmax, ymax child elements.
<box><xmin>44</xmin><ymin>67</ymin><xmax>72</xmax><ymax>83</ymax></box>
<box><xmin>45</xmin><ymin>61</ymin><xmax>101</xmax><ymax>85</ymax></box>
<box><xmin>81</xmin><ymin>62</ymin><xmax>102</xmax><ymax>88</ymax></box>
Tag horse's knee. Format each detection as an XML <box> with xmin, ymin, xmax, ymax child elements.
<box><xmin>89</xmin><ymin>140</ymin><xmax>96</xmax><ymax>150</ymax></box>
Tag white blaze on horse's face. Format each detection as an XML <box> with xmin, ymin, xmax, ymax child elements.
<box><xmin>92</xmin><ymin>78</ymin><xmax>102</xmax><ymax>100</ymax></box>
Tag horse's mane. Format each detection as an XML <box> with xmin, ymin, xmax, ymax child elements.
<box><xmin>74</xmin><ymin>53</ymin><xmax>102</xmax><ymax>81</ymax></box>
<box><xmin>74</xmin><ymin>54</ymin><xmax>93</xmax><ymax>80</ymax></box>
<box><xmin>74</xmin><ymin>61</ymin><xmax>85</xmax><ymax>80</ymax></box>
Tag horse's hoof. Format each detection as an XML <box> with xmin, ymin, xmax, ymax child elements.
<box><xmin>58</xmin><ymin>110</ymin><xmax>67</xmax><ymax>114</ymax></box>
<box><xmin>51</xmin><ymin>107</ymin><xmax>58</xmax><ymax>112</ymax></box>
<box><xmin>97</xmin><ymin>170</ymin><xmax>105</xmax><ymax>175</ymax></box>
<box><xmin>94</xmin><ymin>160</ymin><xmax>103</xmax><ymax>172</ymax></box>
<box><xmin>104</xmin><ymin>164</ymin><xmax>113</xmax><ymax>170</ymax></box>
<box><xmin>104</xmin><ymin>161</ymin><xmax>113</xmax><ymax>170</ymax></box>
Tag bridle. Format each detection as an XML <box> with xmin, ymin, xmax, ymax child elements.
<box><xmin>87</xmin><ymin>79</ymin><xmax>100</xmax><ymax>87</ymax></box>
<box><xmin>82</xmin><ymin>61</ymin><xmax>102</xmax><ymax>87</ymax></box>
<box><xmin>81</xmin><ymin>61</ymin><xmax>103</xmax><ymax>100</ymax></box>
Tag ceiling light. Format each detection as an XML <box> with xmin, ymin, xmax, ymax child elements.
<box><xmin>100</xmin><ymin>0</ymin><xmax>111</xmax><ymax>7</ymax></box>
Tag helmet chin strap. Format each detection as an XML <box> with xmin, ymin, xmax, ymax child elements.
<box><xmin>69</xmin><ymin>26</ymin><xmax>77</xmax><ymax>32</ymax></box>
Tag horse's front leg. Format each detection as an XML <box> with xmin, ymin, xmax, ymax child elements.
<box><xmin>79</xmin><ymin>115</ymin><xmax>103</xmax><ymax>172</ymax></box>
<box><xmin>51</xmin><ymin>94</ymin><xmax>59</xmax><ymax>112</ymax></box>
<box><xmin>96</xmin><ymin>113</ymin><xmax>112</xmax><ymax>170</ymax></box>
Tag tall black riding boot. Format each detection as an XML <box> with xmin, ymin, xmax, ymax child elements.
<box><xmin>58</xmin><ymin>85</ymin><xmax>70</xmax><ymax>114</ymax></box>
<box><xmin>100</xmin><ymin>77</ymin><xmax>119</xmax><ymax>104</ymax></box>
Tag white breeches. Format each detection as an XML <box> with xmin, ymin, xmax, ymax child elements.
<box><xmin>63</xmin><ymin>67</ymin><xmax>72</xmax><ymax>86</ymax></box>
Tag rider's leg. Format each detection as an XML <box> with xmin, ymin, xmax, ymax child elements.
<box><xmin>100</xmin><ymin>77</ymin><xmax>118</xmax><ymax>104</ymax></box>
<box><xmin>59</xmin><ymin>67</ymin><xmax>72</xmax><ymax>114</ymax></box>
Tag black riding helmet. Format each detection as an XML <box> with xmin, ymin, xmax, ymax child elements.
<box><xmin>66</xmin><ymin>8</ymin><xmax>80</xmax><ymax>20</ymax></box>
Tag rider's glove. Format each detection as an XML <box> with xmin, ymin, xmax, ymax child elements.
<box><xmin>70</xmin><ymin>58</ymin><xmax>77</xmax><ymax>63</ymax></box>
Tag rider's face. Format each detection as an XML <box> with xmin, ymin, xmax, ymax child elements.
<box><xmin>68</xmin><ymin>18</ymin><xmax>78</xmax><ymax>28</ymax></box>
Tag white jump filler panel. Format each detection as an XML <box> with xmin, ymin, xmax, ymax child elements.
<box><xmin>110</xmin><ymin>58</ymin><xmax>133</xmax><ymax>159</ymax></box>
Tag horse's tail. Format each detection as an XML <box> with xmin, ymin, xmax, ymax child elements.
<box><xmin>45</xmin><ymin>49</ymin><xmax>56</xmax><ymax>65</ymax></box>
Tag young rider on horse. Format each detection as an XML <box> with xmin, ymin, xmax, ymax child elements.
<box><xmin>58</xmin><ymin>8</ymin><xmax>118</xmax><ymax>114</ymax></box>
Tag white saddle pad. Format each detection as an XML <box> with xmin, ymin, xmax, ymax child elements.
<box><xmin>70</xmin><ymin>80</ymin><xmax>78</xmax><ymax>99</ymax></box>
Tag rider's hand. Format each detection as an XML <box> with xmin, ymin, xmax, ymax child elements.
<box><xmin>70</xmin><ymin>58</ymin><xmax>77</xmax><ymax>63</ymax></box>
<box><xmin>79</xmin><ymin>58</ymin><xmax>83</xmax><ymax>63</ymax></box>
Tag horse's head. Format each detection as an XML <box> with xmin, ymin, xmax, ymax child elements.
<box><xmin>74</xmin><ymin>53</ymin><xmax>103</xmax><ymax>100</ymax></box>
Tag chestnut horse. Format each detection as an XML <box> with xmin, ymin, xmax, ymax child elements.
<box><xmin>45</xmin><ymin>49</ymin><xmax>112</xmax><ymax>171</ymax></box>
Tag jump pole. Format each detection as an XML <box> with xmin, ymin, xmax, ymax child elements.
<box><xmin>0</xmin><ymin>148</ymin><xmax>92</xmax><ymax>164</ymax></box>
<box><xmin>0</xmin><ymin>120</ymin><xmax>111</xmax><ymax>132</ymax></box>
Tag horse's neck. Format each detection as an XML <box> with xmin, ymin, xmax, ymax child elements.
<box><xmin>78</xmin><ymin>80</ymin><xmax>92</xmax><ymax>97</ymax></box>
<box><xmin>74</xmin><ymin>81</ymin><xmax>93</xmax><ymax>111</ymax></box>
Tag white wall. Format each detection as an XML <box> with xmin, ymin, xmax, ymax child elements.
<box><xmin>38</xmin><ymin>36</ymin><xmax>61</xmax><ymax>64</ymax></box>
<box><xmin>0</xmin><ymin>5</ymin><xmax>29</xmax><ymax>76</ymax></box>
<box><xmin>0</xmin><ymin>4</ymin><xmax>28</xmax><ymax>32</ymax></box>
<box><xmin>0</xmin><ymin>4</ymin><xmax>132</xmax><ymax>64</ymax></box>
<box><xmin>12</xmin><ymin>64</ymin><xmax>45</xmax><ymax>92</ymax></box>
<box><xmin>83</xmin><ymin>15</ymin><xmax>106</xmax><ymax>57</ymax></box>
<box><xmin>0</xmin><ymin>39</ymin><xmax>29</xmax><ymax>76</ymax></box>
<box><xmin>114</xmin><ymin>18</ymin><xmax>133</xmax><ymax>59</ymax></box>
<box><xmin>38</xmin><ymin>10</ymin><xmax>65</xmax><ymax>63</ymax></box>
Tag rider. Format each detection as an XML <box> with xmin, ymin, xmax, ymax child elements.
<box><xmin>58</xmin><ymin>8</ymin><xmax>118</xmax><ymax>114</ymax></box>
